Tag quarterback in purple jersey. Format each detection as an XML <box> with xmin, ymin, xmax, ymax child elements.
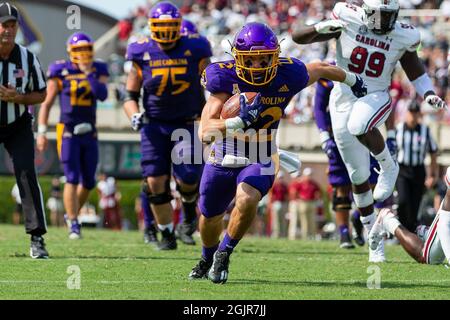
<box><xmin>188</xmin><ymin>22</ymin><xmax>367</xmax><ymax>284</ymax></box>
<box><xmin>123</xmin><ymin>1</ymin><xmax>212</xmax><ymax>249</ymax></box>
<box><xmin>37</xmin><ymin>32</ymin><xmax>109</xmax><ymax>239</ymax></box>
<box><xmin>314</xmin><ymin>78</ymin><xmax>394</xmax><ymax>251</ymax></box>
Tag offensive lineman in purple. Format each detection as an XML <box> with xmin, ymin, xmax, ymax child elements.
<box><xmin>37</xmin><ymin>32</ymin><xmax>109</xmax><ymax>239</ymax></box>
<box><xmin>123</xmin><ymin>1</ymin><xmax>212</xmax><ymax>249</ymax></box>
<box><xmin>189</xmin><ymin>22</ymin><xmax>367</xmax><ymax>284</ymax></box>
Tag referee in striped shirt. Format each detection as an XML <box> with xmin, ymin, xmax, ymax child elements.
<box><xmin>0</xmin><ymin>3</ymin><xmax>48</xmax><ymax>258</ymax></box>
<box><xmin>395</xmin><ymin>100</ymin><xmax>439</xmax><ymax>232</ymax></box>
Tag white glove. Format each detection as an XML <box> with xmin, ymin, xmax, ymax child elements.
<box><xmin>425</xmin><ymin>95</ymin><xmax>447</xmax><ymax>110</ymax></box>
<box><xmin>131</xmin><ymin>112</ymin><xmax>145</xmax><ymax>131</ymax></box>
<box><xmin>314</xmin><ymin>19</ymin><xmax>347</xmax><ymax>34</ymax></box>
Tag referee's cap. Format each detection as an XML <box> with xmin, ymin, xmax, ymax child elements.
<box><xmin>0</xmin><ymin>2</ymin><xmax>18</xmax><ymax>24</ymax></box>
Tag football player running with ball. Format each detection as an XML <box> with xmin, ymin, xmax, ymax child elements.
<box><xmin>292</xmin><ymin>0</ymin><xmax>447</xmax><ymax>262</ymax></box>
<box><xmin>189</xmin><ymin>22</ymin><xmax>368</xmax><ymax>284</ymax></box>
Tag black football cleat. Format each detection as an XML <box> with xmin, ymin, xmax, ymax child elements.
<box><xmin>351</xmin><ymin>213</ymin><xmax>365</xmax><ymax>247</ymax></box>
<box><xmin>176</xmin><ymin>221</ymin><xmax>197</xmax><ymax>246</ymax></box>
<box><xmin>208</xmin><ymin>251</ymin><xmax>230</xmax><ymax>284</ymax></box>
<box><xmin>188</xmin><ymin>257</ymin><xmax>213</xmax><ymax>280</ymax></box>
<box><xmin>157</xmin><ymin>229</ymin><xmax>177</xmax><ymax>250</ymax></box>
<box><xmin>144</xmin><ymin>224</ymin><xmax>158</xmax><ymax>245</ymax></box>
<box><xmin>30</xmin><ymin>235</ymin><xmax>49</xmax><ymax>259</ymax></box>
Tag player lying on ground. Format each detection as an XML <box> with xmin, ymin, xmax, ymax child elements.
<box><xmin>369</xmin><ymin>167</ymin><xmax>450</xmax><ymax>265</ymax></box>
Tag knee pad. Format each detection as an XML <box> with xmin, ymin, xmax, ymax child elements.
<box><xmin>347</xmin><ymin>117</ymin><xmax>367</xmax><ymax>136</ymax></box>
<box><xmin>143</xmin><ymin>179</ymin><xmax>173</xmax><ymax>205</ymax></box>
<box><xmin>176</xmin><ymin>184</ymin><xmax>199</xmax><ymax>203</ymax></box>
<box><xmin>148</xmin><ymin>191</ymin><xmax>173</xmax><ymax>205</ymax></box>
<box><xmin>353</xmin><ymin>190</ymin><xmax>373</xmax><ymax>209</ymax></box>
<box><xmin>332</xmin><ymin>191</ymin><xmax>352</xmax><ymax>211</ymax></box>
<box><xmin>349</xmin><ymin>169</ymin><xmax>370</xmax><ymax>186</ymax></box>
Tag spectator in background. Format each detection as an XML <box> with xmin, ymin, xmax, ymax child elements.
<box><xmin>97</xmin><ymin>174</ymin><xmax>122</xmax><ymax>230</ymax></box>
<box><xmin>11</xmin><ymin>184</ymin><xmax>22</xmax><ymax>225</ymax></box>
<box><xmin>395</xmin><ymin>100</ymin><xmax>439</xmax><ymax>232</ymax></box>
<box><xmin>288</xmin><ymin>167</ymin><xmax>322</xmax><ymax>240</ymax></box>
<box><xmin>46</xmin><ymin>177</ymin><xmax>64</xmax><ymax>227</ymax></box>
<box><xmin>269</xmin><ymin>171</ymin><xmax>289</xmax><ymax>238</ymax></box>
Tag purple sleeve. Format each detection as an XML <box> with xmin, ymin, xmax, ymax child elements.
<box><xmin>198</xmin><ymin>36</ymin><xmax>213</xmax><ymax>59</ymax></box>
<box><xmin>87</xmin><ymin>73</ymin><xmax>108</xmax><ymax>101</ymax></box>
<box><xmin>313</xmin><ymin>80</ymin><xmax>333</xmax><ymax>133</ymax></box>
<box><xmin>201</xmin><ymin>63</ymin><xmax>223</xmax><ymax>94</ymax></box>
<box><xmin>125</xmin><ymin>42</ymin><xmax>142</xmax><ymax>64</ymax></box>
<box><xmin>291</xmin><ymin>58</ymin><xmax>310</xmax><ymax>92</ymax></box>
<box><xmin>95</xmin><ymin>62</ymin><xmax>110</xmax><ymax>78</ymax></box>
<box><xmin>47</xmin><ymin>62</ymin><xmax>63</xmax><ymax>79</ymax></box>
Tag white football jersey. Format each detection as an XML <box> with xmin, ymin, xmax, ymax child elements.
<box><xmin>331</xmin><ymin>2</ymin><xmax>420</xmax><ymax>96</ymax></box>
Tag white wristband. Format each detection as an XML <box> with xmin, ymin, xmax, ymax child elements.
<box><xmin>387</xmin><ymin>129</ymin><xmax>396</xmax><ymax>139</ymax></box>
<box><xmin>343</xmin><ymin>71</ymin><xmax>356</xmax><ymax>87</ymax></box>
<box><xmin>37</xmin><ymin>124</ymin><xmax>47</xmax><ymax>135</ymax></box>
<box><xmin>319</xmin><ymin>131</ymin><xmax>331</xmax><ymax>144</ymax></box>
<box><xmin>225</xmin><ymin>117</ymin><xmax>245</xmax><ymax>130</ymax></box>
<box><xmin>411</xmin><ymin>73</ymin><xmax>434</xmax><ymax>98</ymax></box>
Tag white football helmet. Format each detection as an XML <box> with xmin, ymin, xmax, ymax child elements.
<box><xmin>362</xmin><ymin>0</ymin><xmax>400</xmax><ymax>34</ymax></box>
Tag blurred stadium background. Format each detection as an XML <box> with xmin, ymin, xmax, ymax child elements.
<box><xmin>1</xmin><ymin>0</ymin><xmax>449</xmax><ymax>235</ymax></box>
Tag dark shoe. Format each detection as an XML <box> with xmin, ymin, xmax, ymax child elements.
<box><xmin>144</xmin><ymin>225</ymin><xmax>158</xmax><ymax>245</ymax></box>
<box><xmin>157</xmin><ymin>229</ymin><xmax>177</xmax><ymax>250</ymax></box>
<box><xmin>30</xmin><ymin>235</ymin><xmax>49</xmax><ymax>259</ymax></box>
<box><xmin>188</xmin><ymin>257</ymin><xmax>213</xmax><ymax>280</ymax></box>
<box><xmin>351</xmin><ymin>213</ymin><xmax>365</xmax><ymax>246</ymax></box>
<box><xmin>339</xmin><ymin>232</ymin><xmax>355</xmax><ymax>249</ymax></box>
<box><xmin>68</xmin><ymin>219</ymin><xmax>81</xmax><ymax>240</ymax></box>
<box><xmin>208</xmin><ymin>251</ymin><xmax>230</xmax><ymax>284</ymax></box>
<box><xmin>176</xmin><ymin>221</ymin><xmax>197</xmax><ymax>245</ymax></box>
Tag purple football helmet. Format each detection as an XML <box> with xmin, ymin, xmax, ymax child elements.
<box><xmin>148</xmin><ymin>1</ymin><xmax>182</xmax><ymax>43</ymax></box>
<box><xmin>180</xmin><ymin>19</ymin><xmax>198</xmax><ymax>36</ymax></box>
<box><xmin>67</xmin><ymin>32</ymin><xmax>94</xmax><ymax>64</ymax></box>
<box><xmin>232</xmin><ymin>22</ymin><xmax>280</xmax><ymax>86</ymax></box>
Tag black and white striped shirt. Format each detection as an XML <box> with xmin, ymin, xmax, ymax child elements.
<box><xmin>0</xmin><ymin>44</ymin><xmax>46</xmax><ymax>126</ymax></box>
<box><xmin>396</xmin><ymin>122</ymin><xmax>438</xmax><ymax>167</ymax></box>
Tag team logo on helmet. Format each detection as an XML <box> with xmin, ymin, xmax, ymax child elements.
<box><xmin>362</xmin><ymin>0</ymin><xmax>399</xmax><ymax>35</ymax></box>
<box><xmin>232</xmin><ymin>22</ymin><xmax>280</xmax><ymax>86</ymax></box>
<box><xmin>67</xmin><ymin>32</ymin><xmax>94</xmax><ymax>65</ymax></box>
<box><xmin>148</xmin><ymin>1</ymin><xmax>182</xmax><ymax>44</ymax></box>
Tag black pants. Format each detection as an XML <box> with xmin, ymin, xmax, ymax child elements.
<box><xmin>0</xmin><ymin>113</ymin><xmax>47</xmax><ymax>236</ymax></box>
<box><xmin>396</xmin><ymin>165</ymin><xmax>426</xmax><ymax>232</ymax></box>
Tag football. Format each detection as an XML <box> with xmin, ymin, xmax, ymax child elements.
<box><xmin>221</xmin><ymin>92</ymin><xmax>258</xmax><ymax>119</ymax></box>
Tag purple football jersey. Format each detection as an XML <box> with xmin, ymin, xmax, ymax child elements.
<box><xmin>201</xmin><ymin>57</ymin><xmax>309</xmax><ymax>165</ymax></box>
<box><xmin>126</xmin><ymin>35</ymin><xmax>212</xmax><ymax>122</ymax></box>
<box><xmin>47</xmin><ymin>60</ymin><xmax>109</xmax><ymax>127</ymax></box>
<box><xmin>314</xmin><ymin>79</ymin><xmax>334</xmax><ymax>133</ymax></box>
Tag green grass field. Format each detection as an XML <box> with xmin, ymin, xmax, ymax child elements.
<box><xmin>0</xmin><ymin>224</ymin><xmax>449</xmax><ymax>300</ymax></box>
